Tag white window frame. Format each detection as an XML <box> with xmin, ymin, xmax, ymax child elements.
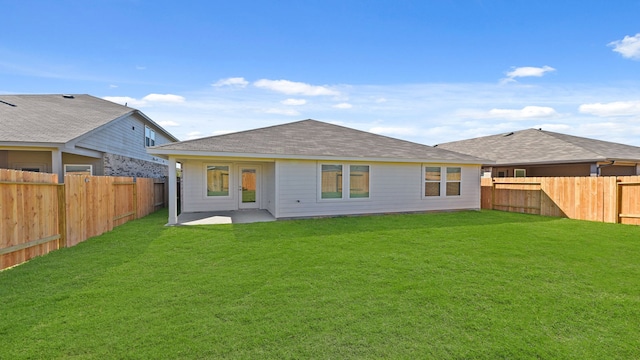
<box><xmin>445</xmin><ymin>167</ymin><xmax>462</xmax><ymax>197</ymax></box>
<box><xmin>318</xmin><ymin>163</ymin><xmax>372</xmax><ymax>201</ymax></box>
<box><xmin>14</xmin><ymin>163</ymin><xmax>46</xmax><ymax>173</ymax></box>
<box><xmin>318</xmin><ymin>163</ymin><xmax>344</xmax><ymax>200</ymax></box>
<box><xmin>145</xmin><ymin>126</ymin><xmax>156</xmax><ymax>147</ymax></box>
<box><xmin>204</xmin><ymin>163</ymin><xmax>232</xmax><ymax>199</ymax></box>
<box><xmin>348</xmin><ymin>164</ymin><xmax>371</xmax><ymax>200</ymax></box>
<box><xmin>514</xmin><ymin>169</ymin><xmax>526</xmax><ymax>178</ymax></box>
<box><xmin>423</xmin><ymin>165</ymin><xmax>462</xmax><ymax>198</ymax></box>
<box><xmin>423</xmin><ymin>165</ymin><xmax>442</xmax><ymax>197</ymax></box>
<box><xmin>64</xmin><ymin>164</ymin><xmax>93</xmax><ymax>175</ymax></box>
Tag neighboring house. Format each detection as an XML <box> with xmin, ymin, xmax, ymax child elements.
<box><xmin>0</xmin><ymin>94</ymin><xmax>179</xmax><ymax>181</ymax></box>
<box><xmin>148</xmin><ymin>119</ymin><xmax>489</xmax><ymax>224</ymax></box>
<box><xmin>435</xmin><ymin>128</ymin><xmax>640</xmax><ymax>177</ymax></box>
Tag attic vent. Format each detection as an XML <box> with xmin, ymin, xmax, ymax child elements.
<box><xmin>0</xmin><ymin>99</ymin><xmax>16</xmax><ymax>107</ymax></box>
<box><xmin>503</xmin><ymin>132</ymin><xmax>514</xmax><ymax>137</ymax></box>
<box><xmin>62</xmin><ymin>94</ymin><xmax>75</xmax><ymax>99</ymax></box>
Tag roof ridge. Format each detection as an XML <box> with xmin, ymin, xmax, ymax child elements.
<box><xmin>538</xmin><ymin>129</ymin><xmax>640</xmax><ymax>157</ymax></box>
<box><xmin>154</xmin><ymin>119</ymin><xmax>316</xmax><ymax>147</ymax></box>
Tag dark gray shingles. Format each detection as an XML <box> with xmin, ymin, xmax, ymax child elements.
<box><xmin>0</xmin><ymin>94</ymin><xmax>134</xmax><ymax>143</ymax></box>
<box><xmin>153</xmin><ymin>119</ymin><xmax>488</xmax><ymax>162</ymax></box>
<box><xmin>436</xmin><ymin>128</ymin><xmax>640</xmax><ymax>165</ymax></box>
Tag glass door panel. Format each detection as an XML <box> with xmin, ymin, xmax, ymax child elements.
<box><xmin>241</xmin><ymin>169</ymin><xmax>256</xmax><ymax>203</ymax></box>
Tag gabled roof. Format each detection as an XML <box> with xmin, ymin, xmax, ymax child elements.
<box><xmin>436</xmin><ymin>128</ymin><xmax>640</xmax><ymax>166</ymax></box>
<box><xmin>150</xmin><ymin>119</ymin><xmax>489</xmax><ymax>164</ymax></box>
<box><xmin>0</xmin><ymin>94</ymin><xmax>178</xmax><ymax>144</ymax></box>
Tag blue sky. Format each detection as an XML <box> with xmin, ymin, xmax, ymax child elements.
<box><xmin>2</xmin><ymin>0</ymin><xmax>640</xmax><ymax>145</ymax></box>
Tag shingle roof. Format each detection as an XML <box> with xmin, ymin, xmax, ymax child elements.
<box><xmin>150</xmin><ymin>119</ymin><xmax>488</xmax><ymax>163</ymax></box>
<box><xmin>436</xmin><ymin>128</ymin><xmax>640</xmax><ymax>165</ymax></box>
<box><xmin>0</xmin><ymin>94</ymin><xmax>176</xmax><ymax>144</ymax></box>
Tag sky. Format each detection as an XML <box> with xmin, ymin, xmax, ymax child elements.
<box><xmin>2</xmin><ymin>0</ymin><xmax>640</xmax><ymax>146</ymax></box>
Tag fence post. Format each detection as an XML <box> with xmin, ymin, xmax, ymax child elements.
<box><xmin>133</xmin><ymin>180</ymin><xmax>138</xmax><ymax>219</ymax></box>
<box><xmin>616</xmin><ymin>178</ymin><xmax>621</xmax><ymax>224</ymax></box>
<box><xmin>57</xmin><ymin>183</ymin><xmax>67</xmax><ymax>248</ymax></box>
<box><xmin>491</xmin><ymin>179</ymin><xmax>496</xmax><ymax>210</ymax></box>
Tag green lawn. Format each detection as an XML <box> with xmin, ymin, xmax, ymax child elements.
<box><xmin>2</xmin><ymin>210</ymin><xmax>640</xmax><ymax>359</ymax></box>
<box><xmin>242</xmin><ymin>190</ymin><xmax>256</xmax><ymax>203</ymax></box>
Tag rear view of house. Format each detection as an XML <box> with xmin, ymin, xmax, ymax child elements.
<box><xmin>0</xmin><ymin>94</ymin><xmax>178</xmax><ymax>180</ymax></box>
<box><xmin>148</xmin><ymin>119</ymin><xmax>490</xmax><ymax>224</ymax></box>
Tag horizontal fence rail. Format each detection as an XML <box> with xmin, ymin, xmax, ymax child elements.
<box><xmin>1</xmin><ymin>169</ymin><xmax>166</xmax><ymax>270</ymax></box>
<box><xmin>482</xmin><ymin>176</ymin><xmax>640</xmax><ymax>225</ymax></box>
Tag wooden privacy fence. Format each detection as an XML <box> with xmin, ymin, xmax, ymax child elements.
<box><xmin>1</xmin><ymin>170</ymin><xmax>166</xmax><ymax>270</ymax></box>
<box><xmin>481</xmin><ymin>176</ymin><xmax>640</xmax><ymax>225</ymax></box>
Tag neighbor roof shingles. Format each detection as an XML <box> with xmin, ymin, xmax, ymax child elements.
<box><xmin>436</xmin><ymin>128</ymin><xmax>640</xmax><ymax>165</ymax></box>
<box><xmin>0</xmin><ymin>94</ymin><xmax>134</xmax><ymax>143</ymax></box>
<box><xmin>151</xmin><ymin>119</ymin><xmax>488</xmax><ymax>162</ymax></box>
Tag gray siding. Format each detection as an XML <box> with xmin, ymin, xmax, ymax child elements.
<box><xmin>75</xmin><ymin>113</ymin><xmax>171</xmax><ymax>165</ymax></box>
<box><xmin>276</xmin><ymin>160</ymin><xmax>481</xmax><ymax>218</ymax></box>
<box><xmin>180</xmin><ymin>158</ymin><xmax>481</xmax><ymax>218</ymax></box>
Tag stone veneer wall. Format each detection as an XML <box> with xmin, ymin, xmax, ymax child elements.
<box><xmin>103</xmin><ymin>153</ymin><xmax>168</xmax><ymax>179</ymax></box>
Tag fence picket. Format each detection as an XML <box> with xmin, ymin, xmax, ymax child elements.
<box><xmin>0</xmin><ymin>170</ymin><xmax>165</xmax><ymax>270</ymax></box>
<box><xmin>482</xmin><ymin>175</ymin><xmax>640</xmax><ymax>224</ymax></box>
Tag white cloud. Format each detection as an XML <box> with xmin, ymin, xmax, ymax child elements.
<box><xmin>158</xmin><ymin>120</ymin><xmax>179</xmax><ymax>127</ymax></box>
<box><xmin>375</xmin><ymin>98</ymin><xmax>388</xmax><ymax>103</ymax></box>
<box><xmin>109</xmin><ymin>84</ymin><xmax>118</xmax><ymax>88</ymax></box>
<box><xmin>102</xmin><ymin>93</ymin><xmax>185</xmax><ymax>108</ymax></box>
<box><xmin>212</xmin><ymin>77</ymin><xmax>249</xmax><ymax>87</ymax></box>
<box><xmin>102</xmin><ymin>96</ymin><xmax>146</xmax><ymax>107</ymax></box>
<box><xmin>142</xmin><ymin>93</ymin><xmax>185</xmax><ymax>103</ymax></box>
<box><xmin>579</xmin><ymin>100</ymin><xmax>640</xmax><ymax>116</ymax></box>
<box><xmin>608</xmin><ymin>33</ymin><xmax>640</xmax><ymax>60</ymax></box>
<box><xmin>502</xmin><ymin>65</ymin><xmax>556</xmax><ymax>83</ymax></box>
<box><xmin>488</xmin><ymin>106</ymin><xmax>558</xmax><ymax>120</ymax></box>
<box><xmin>119</xmin><ymin>81</ymin><xmax>640</xmax><ymax>147</ymax></box>
<box><xmin>136</xmin><ymin>65</ymin><xmax>146</xmax><ymax>70</ymax></box>
<box><xmin>254</xmin><ymin>79</ymin><xmax>340</xmax><ymax>96</ymax></box>
<box><xmin>333</xmin><ymin>102</ymin><xmax>353</xmax><ymax>109</ymax></box>
<box><xmin>281</xmin><ymin>98</ymin><xmax>307</xmax><ymax>105</ymax></box>
<box><xmin>264</xmin><ymin>108</ymin><xmax>301</xmax><ymax>116</ymax></box>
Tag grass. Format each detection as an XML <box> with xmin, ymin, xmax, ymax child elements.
<box><xmin>1</xmin><ymin>210</ymin><xmax>640</xmax><ymax>359</ymax></box>
<box><xmin>242</xmin><ymin>190</ymin><xmax>256</xmax><ymax>203</ymax></box>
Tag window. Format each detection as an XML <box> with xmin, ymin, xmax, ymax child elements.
<box><xmin>145</xmin><ymin>126</ymin><xmax>156</xmax><ymax>147</ymax></box>
<box><xmin>349</xmin><ymin>165</ymin><xmax>370</xmax><ymax>198</ymax></box>
<box><xmin>424</xmin><ymin>167</ymin><xmax>441</xmax><ymax>196</ymax></box>
<box><xmin>446</xmin><ymin>167</ymin><xmax>461</xmax><ymax>196</ymax></box>
<box><xmin>206</xmin><ymin>165</ymin><xmax>230</xmax><ymax>197</ymax></box>
<box><xmin>321</xmin><ymin>164</ymin><xmax>343</xmax><ymax>199</ymax></box>
<box><xmin>424</xmin><ymin>166</ymin><xmax>462</xmax><ymax>197</ymax></box>
<box><xmin>65</xmin><ymin>164</ymin><xmax>92</xmax><ymax>175</ymax></box>
<box><xmin>514</xmin><ymin>169</ymin><xmax>526</xmax><ymax>178</ymax></box>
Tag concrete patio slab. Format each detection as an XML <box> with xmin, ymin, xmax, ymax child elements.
<box><xmin>177</xmin><ymin>209</ymin><xmax>276</xmax><ymax>225</ymax></box>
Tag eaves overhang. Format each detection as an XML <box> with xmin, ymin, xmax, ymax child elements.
<box><xmin>147</xmin><ymin>149</ymin><xmax>492</xmax><ymax>165</ymax></box>
<box><xmin>490</xmin><ymin>158</ymin><xmax>610</xmax><ymax>167</ymax></box>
